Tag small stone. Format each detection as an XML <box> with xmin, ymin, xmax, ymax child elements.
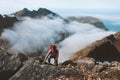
<box><xmin>15</xmin><ymin>72</ymin><xmax>21</xmax><ymax>77</ymax></box>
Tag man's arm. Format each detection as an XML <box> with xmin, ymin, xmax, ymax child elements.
<box><xmin>42</xmin><ymin>49</ymin><xmax>51</xmax><ymax>64</ymax></box>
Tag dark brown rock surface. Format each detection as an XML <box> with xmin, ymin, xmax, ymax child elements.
<box><xmin>71</xmin><ymin>32</ymin><xmax>120</xmax><ymax>62</ymax></box>
<box><xmin>0</xmin><ymin>50</ymin><xmax>120</xmax><ymax>80</ymax></box>
<box><xmin>9</xmin><ymin>58</ymin><xmax>83</xmax><ymax>80</ymax></box>
<box><xmin>68</xmin><ymin>16</ymin><xmax>108</xmax><ymax>30</ymax></box>
<box><xmin>0</xmin><ymin>15</ymin><xmax>18</xmax><ymax>32</ymax></box>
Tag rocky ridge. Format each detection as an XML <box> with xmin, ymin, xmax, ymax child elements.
<box><xmin>0</xmin><ymin>48</ymin><xmax>120</xmax><ymax>80</ymax></box>
<box><xmin>12</xmin><ymin>8</ymin><xmax>64</xmax><ymax>20</ymax></box>
<box><xmin>71</xmin><ymin>32</ymin><xmax>120</xmax><ymax>62</ymax></box>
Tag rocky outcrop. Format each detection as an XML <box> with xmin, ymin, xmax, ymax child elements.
<box><xmin>83</xmin><ymin>60</ymin><xmax>120</xmax><ymax>80</ymax></box>
<box><xmin>71</xmin><ymin>32</ymin><xmax>120</xmax><ymax>62</ymax></box>
<box><xmin>9</xmin><ymin>58</ymin><xmax>83</xmax><ymax>80</ymax></box>
<box><xmin>9</xmin><ymin>57</ymin><xmax>120</xmax><ymax>80</ymax></box>
<box><xmin>0</xmin><ymin>48</ymin><xmax>27</xmax><ymax>80</ymax></box>
<box><xmin>0</xmin><ymin>48</ymin><xmax>84</xmax><ymax>80</ymax></box>
<box><xmin>0</xmin><ymin>15</ymin><xmax>18</xmax><ymax>34</ymax></box>
<box><xmin>68</xmin><ymin>16</ymin><xmax>108</xmax><ymax>30</ymax></box>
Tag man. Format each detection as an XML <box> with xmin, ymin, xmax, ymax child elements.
<box><xmin>42</xmin><ymin>45</ymin><xmax>59</xmax><ymax>66</ymax></box>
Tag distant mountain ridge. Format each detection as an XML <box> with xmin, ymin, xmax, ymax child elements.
<box><xmin>67</xmin><ymin>16</ymin><xmax>108</xmax><ymax>30</ymax></box>
<box><xmin>12</xmin><ymin>8</ymin><xmax>108</xmax><ymax>30</ymax></box>
<box><xmin>10</xmin><ymin>8</ymin><xmax>108</xmax><ymax>30</ymax></box>
<box><xmin>12</xmin><ymin>8</ymin><xmax>63</xmax><ymax>19</ymax></box>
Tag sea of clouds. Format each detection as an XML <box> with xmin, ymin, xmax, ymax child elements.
<box><xmin>0</xmin><ymin>17</ymin><xmax>116</xmax><ymax>62</ymax></box>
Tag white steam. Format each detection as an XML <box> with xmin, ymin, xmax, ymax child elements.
<box><xmin>0</xmin><ymin>17</ymin><xmax>116</xmax><ymax>62</ymax></box>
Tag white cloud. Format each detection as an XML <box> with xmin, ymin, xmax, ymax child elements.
<box><xmin>1</xmin><ymin>17</ymin><xmax>116</xmax><ymax>62</ymax></box>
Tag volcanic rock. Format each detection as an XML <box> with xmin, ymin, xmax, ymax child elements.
<box><xmin>0</xmin><ymin>48</ymin><xmax>27</xmax><ymax>80</ymax></box>
<box><xmin>0</xmin><ymin>49</ymin><xmax>120</xmax><ymax>80</ymax></box>
<box><xmin>9</xmin><ymin>58</ymin><xmax>83</xmax><ymax>80</ymax></box>
<box><xmin>0</xmin><ymin>15</ymin><xmax>18</xmax><ymax>34</ymax></box>
<box><xmin>98</xmin><ymin>63</ymin><xmax>120</xmax><ymax>80</ymax></box>
<box><xmin>71</xmin><ymin>32</ymin><xmax>120</xmax><ymax>62</ymax></box>
<box><xmin>77</xmin><ymin>57</ymin><xmax>95</xmax><ymax>70</ymax></box>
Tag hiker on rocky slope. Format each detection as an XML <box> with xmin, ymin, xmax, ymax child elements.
<box><xmin>42</xmin><ymin>45</ymin><xmax>59</xmax><ymax>66</ymax></box>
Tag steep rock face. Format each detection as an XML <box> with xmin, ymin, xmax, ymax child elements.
<box><xmin>114</xmin><ymin>32</ymin><xmax>120</xmax><ymax>53</ymax></box>
<box><xmin>0</xmin><ymin>15</ymin><xmax>18</xmax><ymax>33</ymax></box>
<box><xmin>68</xmin><ymin>16</ymin><xmax>108</xmax><ymax>30</ymax></box>
<box><xmin>71</xmin><ymin>32</ymin><xmax>120</xmax><ymax>62</ymax></box>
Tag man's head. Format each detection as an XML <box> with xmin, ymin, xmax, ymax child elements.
<box><xmin>50</xmin><ymin>45</ymin><xmax>57</xmax><ymax>50</ymax></box>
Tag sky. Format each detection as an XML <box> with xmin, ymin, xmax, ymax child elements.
<box><xmin>0</xmin><ymin>0</ymin><xmax>120</xmax><ymax>14</ymax></box>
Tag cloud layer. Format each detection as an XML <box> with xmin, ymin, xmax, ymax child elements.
<box><xmin>0</xmin><ymin>17</ymin><xmax>116</xmax><ymax>62</ymax></box>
